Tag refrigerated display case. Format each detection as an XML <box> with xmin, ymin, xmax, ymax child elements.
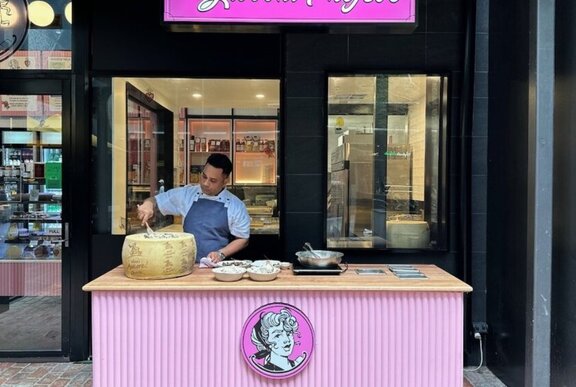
<box><xmin>0</xmin><ymin>131</ymin><xmax>63</xmax><ymax>262</ymax></box>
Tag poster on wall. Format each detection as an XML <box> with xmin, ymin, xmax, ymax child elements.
<box><xmin>241</xmin><ymin>302</ymin><xmax>314</xmax><ymax>379</ymax></box>
<box><xmin>0</xmin><ymin>51</ymin><xmax>41</xmax><ymax>70</ymax></box>
<box><xmin>42</xmin><ymin>51</ymin><xmax>72</xmax><ymax>70</ymax></box>
<box><xmin>164</xmin><ymin>0</ymin><xmax>415</xmax><ymax>24</ymax></box>
<box><xmin>0</xmin><ymin>95</ymin><xmax>42</xmax><ymax>117</ymax></box>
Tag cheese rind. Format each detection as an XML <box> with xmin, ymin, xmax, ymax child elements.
<box><xmin>121</xmin><ymin>232</ymin><xmax>197</xmax><ymax>279</ymax></box>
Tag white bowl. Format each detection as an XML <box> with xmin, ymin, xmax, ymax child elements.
<box><xmin>247</xmin><ymin>267</ymin><xmax>280</xmax><ymax>282</ymax></box>
<box><xmin>216</xmin><ymin>260</ymin><xmax>252</xmax><ymax>268</ymax></box>
<box><xmin>279</xmin><ymin>262</ymin><xmax>292</xmax><ymax>270</ymax></box>
<box><xmin>252</xmin><ymin>259</ymin><xmax>281</xmax><ymax>268</ymax></box>
<box><xmin>212</xmin><ymin>266</ymin><xmax>246</xmax><ymax>282</ymax></box>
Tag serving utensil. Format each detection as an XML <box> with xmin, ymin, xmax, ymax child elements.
<box><xmin>303</xmin><ymin>242</ymin><xmax>322</xmax><ymax>259</ymax></box>
<box><xmin>145</xmin><ymin>221</ymin><xmax>155</xmax><ymax>236</ymax></box>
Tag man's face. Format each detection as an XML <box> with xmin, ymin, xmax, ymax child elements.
<box><xmin>200</xmin><ymin>163</ymin><xmax>228</xmax><ymax>196</ymax></box>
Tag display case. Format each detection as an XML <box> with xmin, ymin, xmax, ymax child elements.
<box><xmin>0</xmin><ymin>140</ymin><xmax>62</xmax><ymax>261</ymax></box>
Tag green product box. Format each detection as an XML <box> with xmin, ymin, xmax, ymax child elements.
<box><xmin>45</xmin><ymin>162</ymin><xmax>62</xmax><ymax>189</ymax></box>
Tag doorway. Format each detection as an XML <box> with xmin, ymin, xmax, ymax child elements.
<box><xmin>0</xmin><ymin>79</ymin><xmax>70</xmax><ymax>356</ymax></box>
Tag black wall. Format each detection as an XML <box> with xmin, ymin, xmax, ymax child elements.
<box><xmin>552</xmin><ymin>0</ymin><xmax>576</xmax><ymax>385</ymax></box>
<box><xmin>89</xmin><ymin>0</ymin><xmax>469</xmax><ymax>281</ymax></box>
<box><xmin>486</xmin><ymin>0</ymin><xmax>529</xmax><ymax>385</ymax></box>
<box><xmin>281</xmin><ymin>0</ymin><xmax>467</xmax><ymax>272</ymax></box>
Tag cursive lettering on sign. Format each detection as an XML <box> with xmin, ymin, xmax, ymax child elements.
<box><xmin>197</xmin><ymin>0</ymin><xmax>399</xmax><ymax>14</ymax></box>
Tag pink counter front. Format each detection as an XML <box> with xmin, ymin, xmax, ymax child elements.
<box><xmin>83</xmin><ymin>264</ymin><xmax>472</xmax><ymax>387</ymax></box>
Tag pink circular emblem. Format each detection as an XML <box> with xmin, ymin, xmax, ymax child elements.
<box><xmin>241</xmin><ymin>302</ymin><xmax>314</xmax><ymax>379</ymax></box>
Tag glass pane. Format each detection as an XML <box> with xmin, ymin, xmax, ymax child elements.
<box><xmin>0</xmin><ymin>93</ymin><xmax>62</xmax><ymax>351</ymax></box>
<box><xmin>125</xmin><ymin>85</ymin><xmax>172</xmax><ymax>235</ymax></box>
<box><xmin>0</xmin><ymin>0</ymin><xmax>72</xmax><ymax>71</ymax></box>
<box><xmin>92</xmin><ymin>78</ymin><xmax>280</xmax><ymax>237</ymax></box>
<box><xmin>326</xmin><ymin>74</ymin><xmax>448</xmax><ymax>250</ymax></box>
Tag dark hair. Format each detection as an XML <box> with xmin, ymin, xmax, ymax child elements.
<box><xmin>206</xmin><ymin>153</ymin><xmax>233</xmax><ymax>176</ymax></box>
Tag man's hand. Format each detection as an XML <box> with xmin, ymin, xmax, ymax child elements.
<box><xmin>137</xmin><ymin>199</ymin><xmax>155</xmax><ymax>225</ymax></box>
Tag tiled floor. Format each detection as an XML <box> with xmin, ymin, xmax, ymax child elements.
<box><xmin>0</xmin><ymin>297</ymin><xmax>61</xmax><ymax>351</ymax></box>
<box><xmin>0</xmin><ymin>362</ymin><xmax>505</xmax><ymax>387</ymax></box>
<box><xmin>0</xmin><ymin>362</ymin><xmax>92</xmax><ymax>386</ymax></box>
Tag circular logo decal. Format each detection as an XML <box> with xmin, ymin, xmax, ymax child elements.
<box><xmin>241</xmin><ymin>302</ymin><xmax>314</xmax><ymax>379</ymax></box>
<box><xmin>0</xmin><ymin>0</ymin><xmax>29</xmax><ymax>63</ymax></box>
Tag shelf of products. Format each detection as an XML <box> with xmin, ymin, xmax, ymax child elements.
<box><xmin>183</xmin><ymin>113</ymin><xmax>279</xmax><ymax>234</ymax></box>
<box><xmin>0</xmin><ymin>144</ymin><xmax>62</xmax><ymax>261</ymax></box>
<box><xmin>185</xmin><ymin>115</ymin><xmax>277</xmax><ymax>186</ymax></box>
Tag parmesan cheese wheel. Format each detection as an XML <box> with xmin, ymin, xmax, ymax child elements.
<box><xmin>121</xmin><ymin>232</ymin><xmax>197</xmax><ymax>280</ymax></box>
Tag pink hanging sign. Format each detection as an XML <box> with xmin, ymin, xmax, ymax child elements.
<box><xmin>164</xmin><ymin>0</ymin><xmax>415</xmax><ymax>24</ymax></box>
<box><xmin>240</xmin><ymin>302</ymin><xmax>314</xmax><ymax>379</ymax></box>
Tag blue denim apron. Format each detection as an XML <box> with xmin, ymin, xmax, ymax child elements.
<box><xmin>184</xmin><ymin>198</ymin><xmax>230</xmax><ymax>262</ymax></box>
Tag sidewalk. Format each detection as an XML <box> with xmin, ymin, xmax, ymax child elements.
<box><xmin>0</xmin><ymin>362</ymin><xmax>92</xmax><ymax>386</ymax></box>
<box><xmin>0</xmin><ymin>362</ymin><xmax>505</xmax><ymax>387</ymax></box>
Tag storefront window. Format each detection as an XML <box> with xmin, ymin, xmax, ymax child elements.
<box><xmin>92</xmin><ymin>78</ymin><xmax>280</xmax><ymax>237</ymax></box>
<box><xmin>326</xmin><ymin>73</ymin><xmax>448</xmax><ymax>250</ymax></box>
<box><xmin>0</xmin><ymin>0</ymin><xmax>72</xmax><ymax>70</ymax></box>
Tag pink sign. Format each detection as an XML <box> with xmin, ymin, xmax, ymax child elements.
<box><xmin>164</xmin><ymin>0</ymin><xmax>415</xmax><ymax>24</ymax></box>
<box><xmin>240</xmin><ymin>302</ymin><xmax>314</xmax><ymax>379</ymax></box>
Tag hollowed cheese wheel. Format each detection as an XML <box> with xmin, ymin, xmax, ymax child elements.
<box><xmin>121</xmin><ymin>232</ymin><xmax>197</xmax><ymax>280</ymax></box>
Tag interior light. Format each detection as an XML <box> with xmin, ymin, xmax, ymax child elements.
<box><xmin>255</xmin><ymin>94</ymin><xmax>265</xmax><ymax>99</ymax></box>
<box><xmin>64</xmin><ymin>2</ymin><xmax>72</xmax><ymax>24</ymax></box>
<box><xmin>28</xmin><ymin>1</ymin><xmax>55</xmax><ymax>27</ymax></box>
<box><xmin>192</xmin><ymin>93</ymin><xmax>202</xmax><ymax>98</ymax></box>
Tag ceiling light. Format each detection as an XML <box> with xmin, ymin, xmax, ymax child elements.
<box><xmin>192</xmin><ymin>93</ymin><xmax>202</xmax><ymax>98</ymax></box>
<box><xmin>255</xmin><ymin>94</ymin><xmax>265</xmax><ymax>99</ymax></box>
<box><xmin>64</xmin><ymin>2</ymin><xmax>72</xmax><ymax>24</ymax></box>
<box><xmin>28</xmin><ymin>1</ymin><xmax>55</xmax><ymax>27</ymax></box>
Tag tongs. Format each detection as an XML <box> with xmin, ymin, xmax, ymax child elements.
<box><xmin>303</xmin><ymin>242</ymin><xmax>321</xmax><ymax>259</ymax></box>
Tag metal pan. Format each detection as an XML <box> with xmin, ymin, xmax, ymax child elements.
<box><xmin>295</xmin><ymin>250</ymin><xmax>343</xmax><ymax>268</ymax></box>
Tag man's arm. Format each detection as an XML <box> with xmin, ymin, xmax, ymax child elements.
<box><xmin>206</xmin><ymin>237</ymin><xmax>249</xmax><ymax>262</ymax></box>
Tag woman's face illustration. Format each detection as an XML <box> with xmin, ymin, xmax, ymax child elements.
<box><xmin>266</xmin><ymin>323</ymin><xmax>294</xmax><ymax>357</ymax></box>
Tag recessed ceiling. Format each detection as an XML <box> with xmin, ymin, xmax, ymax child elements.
<box><xmin>122</xmin><ymin>78</ymin><xmax>280</xmax><ymax>110</ymax></box>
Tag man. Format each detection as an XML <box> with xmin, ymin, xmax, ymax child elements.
<box><xmin>138</xmin><ymin>153</ymin><xmax>250</xmax><ymax>264</ymax></box>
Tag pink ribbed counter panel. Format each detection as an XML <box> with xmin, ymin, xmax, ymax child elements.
<box><xmin>91</xmin><ymin>290</ymin><xmax>464</xmax><ymax>387</ymax></box>
<box><xmin>0</xmin><ymin>261</ymin><xmax>61</xmax><ymax>296</ymax></box>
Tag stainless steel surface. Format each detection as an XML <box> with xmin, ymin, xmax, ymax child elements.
<box><xmin>303</xmin><ymin>242</ymin><xmax>322</xmax><ymax>259</ymax></box>
<box><xmin>355</xmin><ymin>268</ymin><xmax>385</xmax><ymax>275</ymax></box>
<box><xmin>295</xmin><ymin>250</ymin><xmax>344</xmax><ymax>267</ymax></box>
<box><xmin>327</xmin><ymin>135</ymin><xmax>374</xmax><ymax>243</ymax></box>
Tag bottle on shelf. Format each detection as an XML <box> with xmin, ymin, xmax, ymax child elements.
<box><xmin>189</xmin><ymin>136</ymin><xmax>195</xmax><ymax>151</ymax></box>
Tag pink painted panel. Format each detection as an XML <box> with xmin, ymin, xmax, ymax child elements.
<box><xmin>164</xmin><ymin>0</ymin><xmax>416</xmax><ymax>24</ymax></box>
<box><xmin>0</xmin><ymin>262</ymin><xmax>61</xmax><ymax>296</ymax></box>
<box><xmin>92</xmin><ymin>290</ymin><xmax>464</xmax><ymax>387</ymax></box>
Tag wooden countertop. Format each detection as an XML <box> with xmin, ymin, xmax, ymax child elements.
<box><xmin>83</xmin><ymin>264</ymin><xmax>472</xmax><ymax>293</ymax></box>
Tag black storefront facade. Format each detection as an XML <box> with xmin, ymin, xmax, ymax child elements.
<box><xmin>4</xmin><ymin>0</ymin><xmax>576</xmax><ymax>386</ymax></box>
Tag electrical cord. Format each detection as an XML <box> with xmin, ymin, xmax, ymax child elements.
<box><xmin>464</xmin><ymin>333</ymin><xmax>484</xmax><ymax>372</ymax></box>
